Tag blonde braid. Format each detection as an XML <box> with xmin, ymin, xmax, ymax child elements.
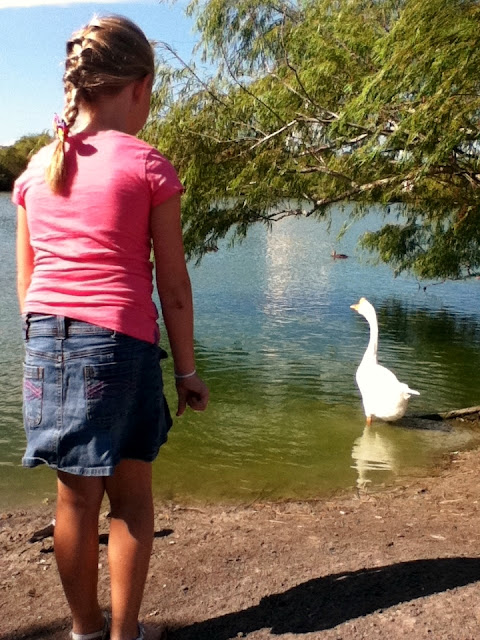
<box><xmin>45</xmin><ymin>15</ymin><xmax>155</xmax><ymax>194</ymax></box>
<box><xmin>45</xmin><ymin>43</ymin><xmax>83</xmax><ymax>194</ymax></box>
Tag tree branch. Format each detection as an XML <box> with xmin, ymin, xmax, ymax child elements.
<box><xmin>249</xmin><ymin>119</ymin><xmax>298</xmax><ymax>150</ymax></box>
<box><xmin>310</xmin><ymin>172</ymin><xmax>418</xmax><ymax>212</ymax></box>
<box><xmin>158</xmin><ymin>42</ymin><xmax>230</xmax><ymax>110</ymax></box>
<box><xmin>220</xmin><ymin>44</ymin><xmax>288</xmax><ymax>126</ymax></box>
<box><xmin>295</xmin><ymin>165</ymin><xmax>358</xmax><ymax>185</ymax></box>
<box><xmin>263</xmin><ymin>208</ymin><xmax>310</xmax><ymax>222</ymax></box>
<box><xmin>277</xmin><ymin>17</ymin><xmax>321</xmax><ymax>111</ymax></box>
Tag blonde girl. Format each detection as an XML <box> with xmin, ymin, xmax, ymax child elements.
<box><xmin>14</xmin><ymin>15</ymin><xmax>208</xmax><ymax>640</ymax></box>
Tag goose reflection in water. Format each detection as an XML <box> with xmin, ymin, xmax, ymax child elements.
<box><xmin>351</xmin><ymin>427</ymin><xmax>397</xmax><ymax>490</ymax></box>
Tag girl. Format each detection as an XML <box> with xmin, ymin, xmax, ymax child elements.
<box><xmin>14</xmin><ymin>15</ymin><xmax>209</xmax><ymax>640</ymax></box>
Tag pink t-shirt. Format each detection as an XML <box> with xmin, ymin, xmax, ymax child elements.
<box><xmin>13</xmin><ymin>130</ymin><xmax>183</xmax><ymax>343</ymax></box>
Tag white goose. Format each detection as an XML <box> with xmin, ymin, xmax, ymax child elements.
<box><xmin>350</xmin><ymin>297</ymin><xmax>420</xmax><ymax>425</ymax></box>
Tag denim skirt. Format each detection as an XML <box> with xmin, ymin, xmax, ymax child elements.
<box><xmin>22</xmin><ymin>314</ymin><xmax>172</xmax><ymax>476</ymax></box>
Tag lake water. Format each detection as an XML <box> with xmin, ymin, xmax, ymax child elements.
<box><xmin>1</xmin><ymin>191</ymin><xmax>480</xmax><ymax>508</ymax></box>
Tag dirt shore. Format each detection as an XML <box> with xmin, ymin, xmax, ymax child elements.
<box><xmin>2</xmin><ymin>444</ymin><xmax>480</xmax><ymax>640</ymax></box>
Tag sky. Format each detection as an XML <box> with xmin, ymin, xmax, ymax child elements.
<box><xmin>0</xmin><ymin>0</ymin><xmax>198</xmax><ymax>145</ymax></box>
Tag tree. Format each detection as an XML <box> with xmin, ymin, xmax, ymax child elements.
<box><xmin>0</xmin><ymin>134</ymin><xmax>51</xmax><ymax>191</ymax></box>
<box><xmin>342</xmin><ymin>0</ymin><xmax>480</xmax><ymax>280</ymax></box>
<box><xmin>145</xmin><ymin>0</ymin><xmax>480</xmax><ymax>280</ymax></box>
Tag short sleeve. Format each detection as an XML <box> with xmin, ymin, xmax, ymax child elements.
<box><xmin>145</xmin><ymin>149</ymin><xmax>184</xmax><ymax>207</ymax></box>
<box><xmin>12</xmin><ymin>174</ymin><xmax>26</xmax><ymax>208</ymax></box>
<box><xmin>11</xmin><ymin>144</ymin><xmax>51</xmax><ymax>208</ymax></box>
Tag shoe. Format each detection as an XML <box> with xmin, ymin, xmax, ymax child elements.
<box><xmin>137</xmin><ymin>623</ymin><xmax>168</xmax><ymax>640</ymax></box>
<box><xmin>134</xmin><ymin>623</ymin><xmax>145</xmax><ymax>640</ymax></box>
<box><xmin>70</xmin><ymin>611</ymin><xmax>110</xmax><ymax>640</ymax></box>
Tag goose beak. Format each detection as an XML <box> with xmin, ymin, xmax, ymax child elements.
<box><xmin>350</xmin><ymin>302</ymin><xmax>359</xmax><ymax>311</ymax></box>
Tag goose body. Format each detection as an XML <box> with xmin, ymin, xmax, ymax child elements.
<box><xmin>351</xmin><ymin>297</ymin><xmax>419</xmax><ymax>425</ymax></box>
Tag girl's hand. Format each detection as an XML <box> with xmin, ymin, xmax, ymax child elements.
<box><xmin>175</xmin><ymin>373</ymin><xmax>209</xmax><ymax>417</ymax></box>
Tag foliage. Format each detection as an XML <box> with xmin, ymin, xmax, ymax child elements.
<box><xmin>145</xmin><ymin>0</ymin><xmax>480</xmax><ymax>280</ymax></box>
<box><xmin>0</xmin><ymin>134</ymin><xmax>51</xmax><ymax>191</ymax></box>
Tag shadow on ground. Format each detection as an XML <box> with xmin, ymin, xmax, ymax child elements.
<box><xmin>5</xmin><ymin>557</ymin><xmax>480</xmax><ymax>640</ymax></box>
<box><xmin>0</xmin><ymin>620</ymin><xmax>67</xmax><ymax>640</ymax></box>
<box><xmin>168</xmin><ymin>557</ymin><xmax>480</xmax><ymax>639</ymax></box>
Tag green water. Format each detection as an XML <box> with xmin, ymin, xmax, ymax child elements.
<box><xmin>1</xmin><ymin>192</ymin><xmax>480</xmax><ymax>507</ymax></box>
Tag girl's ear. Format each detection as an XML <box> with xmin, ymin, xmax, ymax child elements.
<box><xmin>133</xmin><ymin>74</ymin><xmax>153</xmax><ymax>103</ymax></box>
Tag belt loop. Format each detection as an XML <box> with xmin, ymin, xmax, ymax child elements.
<box><xmin>22</xmin><ymin>313</ymin><xmax>30</xmax><ymax>340</ymax></box>
<box><xmin>56</xmin><ymin>315</ymin><xmax>66</xmax><ymax>339</ymax></box>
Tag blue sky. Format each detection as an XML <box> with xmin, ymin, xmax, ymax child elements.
<box><xmin>0</xmin><ymin>0</ymin><xmax>198</xmax><ymax>145</ymax></box>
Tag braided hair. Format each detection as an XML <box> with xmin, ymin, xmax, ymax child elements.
<box><xmin>46</xmin><ymin>15</ymin><xmax>155</xmax><ymax>194</ymax></box>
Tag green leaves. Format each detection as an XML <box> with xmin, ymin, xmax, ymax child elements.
<box><xmin>145</xmin><ymin>0</ymin><xmax>480</xmax><ymax>280</ymax></box>
<box><xmin>0</xmin><ymin>133</ymin><xmax>51</xmax><ymax>191</ymax></box>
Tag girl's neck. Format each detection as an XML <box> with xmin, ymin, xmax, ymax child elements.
<box><xmin>73</xmin><ymin>88</ymin><xmax>131</xmax><ymax>136</ymax></box>
<box><xmin>70</xmin><ymin>77</ymin><xmax>151</xmax><ymax>138</ymax></box>
<box><xmin>74</xmin><ymin>108</ymin><xmax>128</xmax><ymax>136</ymax></box>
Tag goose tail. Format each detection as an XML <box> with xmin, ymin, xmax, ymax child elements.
<box><xmin>407</xmin><ymin>387</ymin><xmax>420</xmax><ymax>396</ymax></box>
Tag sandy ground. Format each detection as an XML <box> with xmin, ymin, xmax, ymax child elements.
<box><xmin>2</xmin><ymin>437</ymin><xmax>480</xmax><ymax>640</ymax></box>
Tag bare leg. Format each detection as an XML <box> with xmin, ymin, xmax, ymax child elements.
<box><xmin>55</xmin><ymin>471</ymin><xmax>106</xmax><ymax>635</ymax></box>
<box><xmin>105</xmin><ymin>460</ymin><xmax>154</xmax><ymax>640</ymax></box>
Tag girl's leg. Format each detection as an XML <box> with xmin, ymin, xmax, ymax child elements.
<box><xmin>55</xmin><ymin>471</ymin><xmax>106</xmax><ymax>635</ymax></box>
<box><xmin>105</xmin><ymin>459</ymin><xmax>154</xmax><ymax>640</ymax></box>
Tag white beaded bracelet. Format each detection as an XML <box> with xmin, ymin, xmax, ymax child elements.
<box><xmin>174</xmin><ymin>369</ymin><xmax>197</xmax><ymax>380</ymax></box>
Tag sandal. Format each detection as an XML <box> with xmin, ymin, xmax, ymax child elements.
<box><xmin>70</xmin><ymin>611</ymin><xmax>110</xmax><ymax>640</ymax></box>
<box><xmin>136</xmin><ymin>623</ymin><xmax>168</xmax><ymax>640</ymax></box>
<box><xmin>134</xmin><ymin>623</ymin><xmax>145</xmax><ymax>640</ymax></box>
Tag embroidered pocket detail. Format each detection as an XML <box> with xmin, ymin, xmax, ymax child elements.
<box><xmin>23</xmin><ymin>365</ymin><xmax>44</xmax><ymax>427</ymax></box>
<box><xmin>84</xmin><ymin>361</ymin><xmax>136</xmax><ymax>427</ymax></box>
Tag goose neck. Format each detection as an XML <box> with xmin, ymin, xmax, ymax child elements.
<box><xmin>364</xmin><ymin>309</ymin><xmax>378</xmax><ymax>361</ymax></box>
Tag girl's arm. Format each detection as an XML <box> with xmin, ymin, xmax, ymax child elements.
<box><xmin>16</xmin><ymin>206</ymin><xmax>34</xmax><ymax>312</ymax></box>
<box><xmin>151</xmin><ymin>193</ymin><xmax>209</xmax><ymax>416</ymax></box>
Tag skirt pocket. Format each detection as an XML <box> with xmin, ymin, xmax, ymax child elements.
<box><xmin>84</xmin><ymin>360</ymin><xmax>136</xmax><ymax>427</ymax></box>
<box><xmin>23</xmin><ymin>364</ymin><xmax>44</xmax><ymax>428</ymax></box>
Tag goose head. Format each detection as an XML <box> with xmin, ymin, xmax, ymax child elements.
<box><xmin>350</xmin><ymin>297</ymin><xmax>377</xmax><ymax>324</ymax></box>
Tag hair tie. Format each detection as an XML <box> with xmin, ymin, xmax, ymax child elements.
<box><xmin>53</xmin><ymin>114</ymin><xmax>69</xmax><ymax>143</ymax></box>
